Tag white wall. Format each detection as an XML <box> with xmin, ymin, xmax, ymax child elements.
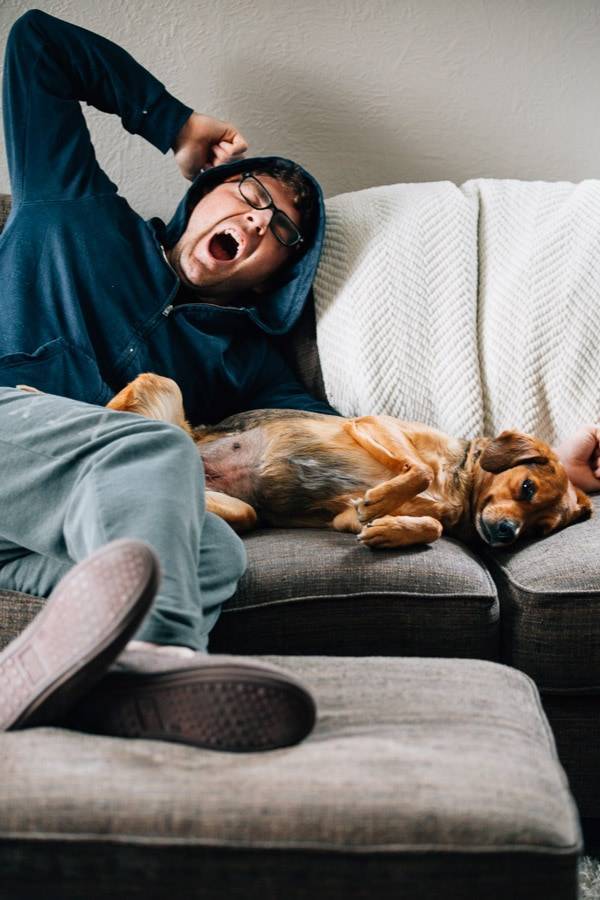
<box><xmin>1</xmin><ymin>0</ymin><xmax>600</xmax><ymax>219</ymax></box>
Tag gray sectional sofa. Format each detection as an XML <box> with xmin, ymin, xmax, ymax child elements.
<box><xmin>0</xmin><ymin>191</ymin><xmax>597</xmax><ymax>897</ymax></box>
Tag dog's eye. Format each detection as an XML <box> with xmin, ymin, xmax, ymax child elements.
<box><xmin>520</xmin><ymin>478</ymin><xmax>536</xmax><ymax>501</ymax></box>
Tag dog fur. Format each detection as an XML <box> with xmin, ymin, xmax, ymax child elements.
<box><xmin>108</xmin><ymin>373</ymin><xmax>592</xmax><ymax>550</ymax></box>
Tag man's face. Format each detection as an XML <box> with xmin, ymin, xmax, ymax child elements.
<box><xmin>166</xmin><ymin>174</ymin><xmax>301</xmax><ymax>299</ymax></box>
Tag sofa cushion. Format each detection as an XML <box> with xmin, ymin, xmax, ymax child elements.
<box><xmin>209</xmin><ymin>528</ymin><xmax>499</xmax><ymax>658</ymax></box>
<box><xmin>478</xmin><ymin>495</ymin><xmax>600</xmax><ymax>691</ymax></box>
<box><xmin>0</xmin><ymin>530</ymin><xmax>500</xmax><ymax>660</ymax></box>
<box><xmin>0</xmin><ymin>656</ymin><xmax>581</xmax><ymax>900</ymax></box>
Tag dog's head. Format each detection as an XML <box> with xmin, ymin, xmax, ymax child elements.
<box><xmin>472</xmin><ymin>431</ymin><xmax>592</xmax><ymax>548</ymax></box>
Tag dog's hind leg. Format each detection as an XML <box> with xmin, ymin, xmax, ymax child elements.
<box><xmin>357</xmin><ymin>514</ymin><xmax>442</xmax><ymax>549</ymax></box>
<box><xmin>344</xmin><ymin>416</ymin><xmax>433</xmax><ymax>521</ymax></box>
<box><xmin>205</xmin><ymin>490</ymin><xmax>258</xmax><ymax>534</ymax></box>
<box><xmin>107</xmin><ymin>373</ymin><xmax>193</xmax><ymax>435</ymax></box>
<box><xmin>343</xmin><ymin>416</ymin><xmax>422</xmax><ymax>472</ymax></box>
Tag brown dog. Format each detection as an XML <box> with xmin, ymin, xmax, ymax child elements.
<box><xmin>108</xmin><ymin>373</ymin><xmax>592</xmax><ymax>550</ymax></box>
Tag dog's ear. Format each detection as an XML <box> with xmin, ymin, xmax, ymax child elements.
<box><xmin>480</xmin><ymin>431</ymin><xmax>549</xmax><ymax>473</ymax></box>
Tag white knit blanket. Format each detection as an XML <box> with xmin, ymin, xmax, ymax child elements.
<box><xmin>313</xmin><ymin>179</ymin><xmax>600</xmax><ymax>444</ymax></box>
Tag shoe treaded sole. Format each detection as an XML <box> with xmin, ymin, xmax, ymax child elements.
<box><xmin>0</xmin><ymin>540</ymin><xmax>158</xmax><ymax>731</ymax></box>
<box><xmin>70</xmin><ymin>666</ymin><xmax>316</xmax><ymax>752</ymax></box>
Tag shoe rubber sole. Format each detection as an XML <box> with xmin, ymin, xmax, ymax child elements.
<box><xmin>69</xmin><ymin>664</ymin><xmax>317</xmax><ymax>752</ymax></box>
<box><xmin>0</xmin><ymin>539</ymin><xmax>158</xmax><ymax>731</ymax></box>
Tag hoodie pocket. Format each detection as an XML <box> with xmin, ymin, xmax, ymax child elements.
<box><xmin>0</xmin><ymin>338</ymin><xmax>109</xmax><ymax>405</ymax></box>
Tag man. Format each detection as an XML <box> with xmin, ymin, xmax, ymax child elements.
<box><xmin>0</xmin><ymin>9</ymin><xmax>334</xmax><ymax>751</ymax></box>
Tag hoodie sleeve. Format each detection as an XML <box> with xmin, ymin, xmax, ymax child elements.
<box><xmin>3</xmin><ymin>10</ymin><xmax>193</xmax><ymax>206</ymax></box>
<box><xmin>244</xmin><ymin>339</ymin><xmax>340</xmax><ymax>415</ymax></box>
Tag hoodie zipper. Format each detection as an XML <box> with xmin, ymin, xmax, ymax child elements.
<box><xmin>159</xmin><ymin>244</ymin><xmax>178</xmax><ymax>317</ymax></box>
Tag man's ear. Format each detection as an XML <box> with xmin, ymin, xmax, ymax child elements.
<box><xmin>480</xmin><ymin>431</ymin><xmax>550</xmax><ymax>473</ymax></box>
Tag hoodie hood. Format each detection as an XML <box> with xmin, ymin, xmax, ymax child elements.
<box><xmin>155</xmin><ymin>156</ymin><xmax>325</xmax><ymax>336</ymax></box>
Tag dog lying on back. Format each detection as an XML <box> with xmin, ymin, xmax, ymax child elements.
<box><xmin>108</xmin><ymin>373</ymin><xmax>592</xmax><ymax>550</ymax></box>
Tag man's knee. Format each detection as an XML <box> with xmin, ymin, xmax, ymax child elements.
<box><xmin>106</xmin><ymin>415</ymin><xmax>202</xmax><ymax>474</ymax></box>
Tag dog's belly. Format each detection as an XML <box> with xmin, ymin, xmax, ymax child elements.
<box><xmin>198</xmin><ymin>429</ymin><xmax>265</xmax><ymax>502</ymax></box>
<box><xmin>195</xmin><ymin>416</ymin><xmax>378</xmax><ymax>522</ymax></box>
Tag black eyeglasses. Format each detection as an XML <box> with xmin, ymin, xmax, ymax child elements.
<box><xmin>238</xmin><ymin>174</ymin><xmax>304</xmax><ymax>248</ymax></box>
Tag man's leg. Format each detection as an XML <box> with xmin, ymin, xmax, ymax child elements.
<box><xmin>0</xmin><ymin>512</ymin><xmax>244</xmax><ymax>656</ymax></box>
<box><xmin>0</xmin><ymin>387</ymin><xmax>316</xmax><ymax>750</ymax></box>
<box><xmin>0</xmin><ymin>386</ymin><xmax>234</xmax><ymax>649</ymax></box>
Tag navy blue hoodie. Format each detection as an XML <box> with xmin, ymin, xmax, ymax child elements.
<box><xmin>0</xmin><ymin>10</ymin><xmax>336</xmax><ymax>424</ymax></box>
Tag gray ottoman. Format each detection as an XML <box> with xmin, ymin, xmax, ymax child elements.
<box><xmin>0</xmin><ymin>657</ymin><xmax>580</xmax><ymax>899</ymax></box>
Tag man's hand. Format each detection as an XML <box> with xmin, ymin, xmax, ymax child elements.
<box><xmin>172</xmin><ymin>112</ymin><xmax>248</xmax><ymax>180</ymax></box>
<box><xmin>556</xmin><ymin>424</ymin><xmax>600</xmax><ymax>493</ymax></box>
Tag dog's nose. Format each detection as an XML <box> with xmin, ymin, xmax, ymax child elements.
<box><xmin>486</xmin><ymin>518</ymin><xmax>520</xmax><ymax>545</ymax></box>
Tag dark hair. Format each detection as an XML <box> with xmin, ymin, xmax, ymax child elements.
<box><xmin>248</xmin><ymin>160</ymin><xmax>318</xmax><ymax>250</ymax></box>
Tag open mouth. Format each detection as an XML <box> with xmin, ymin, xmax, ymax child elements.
<box><xmin>208</xmin><ymin>229</ymin><xmax>241</xmax><ymax>262</ymax></box>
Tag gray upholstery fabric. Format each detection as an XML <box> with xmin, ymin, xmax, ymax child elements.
<box><xmin>210</xmin><ymin>528</ymin><xmax>500</xmax><ymax>657</ymax></box>
<box><xmin>0</xmin><ymin>530</ymin><xmax>500</xmax><ymax>659</ymax></box>
<box><xmin>0</xmin><ymin>590</ymin><xmax>43</xmax><ymax>650</ymax></box>
<box><xmin>0</xmin><ymin>657</ymin><xmax>581</xmax><ymax>899</ymax></box>
<box><xmin>478</xmin><ymin>495</ymin><xmax>600</xmax><ymax>691</ymax></box>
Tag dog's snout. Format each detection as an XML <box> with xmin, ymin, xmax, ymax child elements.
<box><xmin>485</xmin><ymin>517</ymin><xmax>520</xmax><ymax>545</ymax></box>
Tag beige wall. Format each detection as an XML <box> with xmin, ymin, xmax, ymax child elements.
<box><xmin>1</xmin><ymin>0</ymin><xmax>600</xmax><ymax>219</ymax></box>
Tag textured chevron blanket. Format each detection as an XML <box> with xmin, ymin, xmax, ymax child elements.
<box><xmin>313</xmin><ymin>179</ymin><xmax>600</xmax><ymax>445</ymax></box>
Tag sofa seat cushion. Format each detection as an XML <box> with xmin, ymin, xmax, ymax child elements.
<box><xmin>209</xmin><ymin>528</ymin><xmax>499</xmax><ymax>658</ymax></box>
<box><xmin>0</xmin><ymin>657</ymin><xmax>581</xmax><ymax>900</ymax></box>
<box><xmin>0</xmin><ymin>529</ymin><xmax>498</xmax><ymax>659</ymax></box>
<box><xmin>479</xmin><ymin>495</ymin><xmax>600</xmax><ymax>691</ymax></box>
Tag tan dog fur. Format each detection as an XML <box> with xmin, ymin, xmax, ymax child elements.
<box><xmin>108</xmin><ymin>373</ymin><xmax>592</xmax><ymax>549</ymax></box>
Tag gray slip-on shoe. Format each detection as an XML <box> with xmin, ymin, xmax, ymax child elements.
<box><xmin>0</xmin><ymin>540</ymin><xmax>159</xmax><ymax>731</ymax></box>
<box><xmin>64</xmin><ymin>648</ymin><xmax>317</xmax><ymax>752</ymax></box>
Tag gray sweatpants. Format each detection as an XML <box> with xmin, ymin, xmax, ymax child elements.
<box><xmin>0</xmin><ymin>387</ymin><xmax>246</xmax><ymax>651</ymax></box>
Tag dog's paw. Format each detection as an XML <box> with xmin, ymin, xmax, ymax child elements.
<box><xmin>357</xmin><ymin>515</ymin><xmax>443</xmax><ymax>549</ymax></box>
<box><xmin>353</xmin><ymin>488</ymin><xmax>395</xmax><ymax>524</ymax></box>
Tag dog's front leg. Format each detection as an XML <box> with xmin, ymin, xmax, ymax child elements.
<box><xmin>358</xmin><ymin>514</ymin><xmax>442</xmax><ymax>549</ymax></box>
<box><xmin>205</xmin><ymin>490</ymin><xmax>258</xmax><ymax>533</ymax></box>
<box><xmin>343</xmin><ymin>416</ymin><xmax>433</xmax><ymax>521</ymax></box>
<box><xmin>354</xmin><ymin>466</ymin><xmax>433</xmax><ymax>524</ymax></box>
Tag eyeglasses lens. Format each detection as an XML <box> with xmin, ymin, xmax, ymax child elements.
<box><xmin>240</xmin><ymin>176</ymin><xmax>302</xmax><ymax>246</ymax></box>
<box><xmin>271</xmin><ymin>212</ymin><xmax>301</xmax><ymax>245</ymax></box>
<box><xmin>240</xmin><ymin>177</ymin><xmax>271</xmax><ymax>209</ymax></box>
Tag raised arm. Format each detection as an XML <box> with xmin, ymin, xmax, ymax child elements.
<box><xmin>2</xmin><ymin>9</ymin><xmax>193</xmax><ymax>205</ymax></box>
